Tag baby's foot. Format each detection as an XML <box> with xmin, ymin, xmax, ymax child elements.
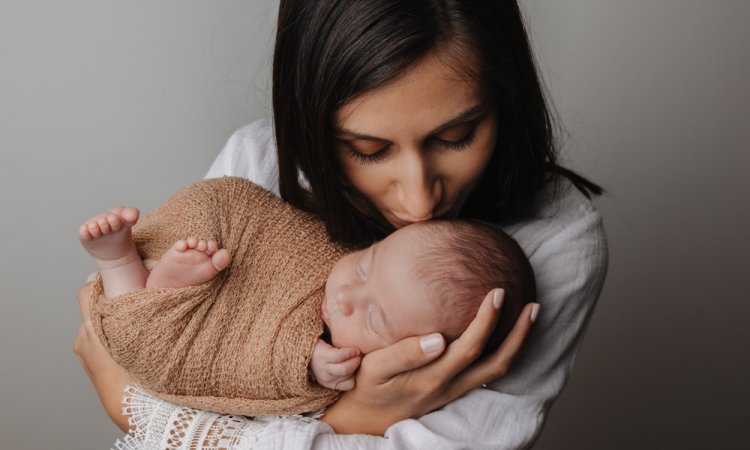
<box><xmin>79</xmin><ymin>206</ymin><xmax>148</xmax><ymax>298</ymax></box>
<box><xmin>79</xmin><ymin>207</ymin><xmax>141</xmax><ymax>269</ymax></box>
<box><xmin>146</xmin><ymin>237</ymin><xmax>231</xmax><ymax>289</ymax></box>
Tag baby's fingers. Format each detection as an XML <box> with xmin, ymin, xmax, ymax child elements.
<box><xmin>326</xmin><ymin>355</ymin><xmax>362</xmax><ymax>377</ymax></box>
<box><xmin>334</xmin><ymin>377</ymin><xmax>356</xmax><ymax>391</ymax></box>
<box><xmin>316</xmin><ymin>341</ymin><xmax>360</xmax><ymax>363</ymax></box>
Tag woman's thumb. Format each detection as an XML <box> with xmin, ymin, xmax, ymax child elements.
<box><xmin>362</xmin><ymin>333</ymin><xmax>446</xmax><ymax>384</ymax></box>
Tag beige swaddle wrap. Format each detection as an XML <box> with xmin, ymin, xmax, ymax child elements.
<box><xmin>89</xmin><ymin>177</ymin><xmax>348</xmax><ymax>416</ymax></box>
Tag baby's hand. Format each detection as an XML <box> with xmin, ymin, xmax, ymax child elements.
<box><xmin>310</xmin><ymin>339</ymin><xmax>362</xmax><ymax>391</ymax></box>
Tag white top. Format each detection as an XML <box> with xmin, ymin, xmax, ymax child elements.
<box><xmin>117</xmin><ymin>119</ymin><xmax>608</xmax><ymax>450</ymax></box>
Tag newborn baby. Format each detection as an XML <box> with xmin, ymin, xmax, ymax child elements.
<box><xmin>80</xmin><ymin>177</ymin><xmax>534</xmax><ymax>416</ymax></box>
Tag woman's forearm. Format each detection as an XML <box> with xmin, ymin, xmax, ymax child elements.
<box><xmin>73</xmin><ymin>281</ymin><xmax>134</xmax><ymax>433</ymax></box>
<box><xmin>94</xmin><ymin>368</ymin><xmax>132</xmax><ymax>432</ymax></box>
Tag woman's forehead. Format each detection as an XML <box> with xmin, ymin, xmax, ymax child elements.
<box><xmin>334</xmin><ymin>52</ymin><xmax>482</xmax><ymax>139</ymax></box>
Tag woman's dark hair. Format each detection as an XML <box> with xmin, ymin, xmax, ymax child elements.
<box><xmin>273</xmin><ymin>0</ymin><xmax>602</xmax><ymax>245</ymax></box>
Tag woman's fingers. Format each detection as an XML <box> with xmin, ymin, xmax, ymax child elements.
<box><xmin>360</xmin><ymin>333</ymin><xmax>446</xmax><ymax>384</ymax></box>
<box><xmin>429</xmin><ymin>289</ymin><xmax>504</xmax><ymax>379</ymax></box>
<box><xmin>77</xmin><ymin>281</ymin><xmax>94</xmax><ymax>321</ymax></box>
<box><xmin>441</xmin><ymin>302</ymin><xmax>539</xmax><ymax>403</ymax></box>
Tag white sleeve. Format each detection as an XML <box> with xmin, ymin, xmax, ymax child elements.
<box><xmin>205</xmin><ymin>119</ymin><xmax>281</xmax><ymax>196</ymax></box>
<box><xmin>113</xmin><ymin>386</ymin><xmax>322</xmax><ymax>450</ymax></box>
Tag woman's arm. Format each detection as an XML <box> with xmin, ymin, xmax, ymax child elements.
<box><xmin>74</xmin><ymin>281</ymin><xmax>536</xmax><ymax>438</ymax></box>
<box><xmin>73</xmin><ymin>281</ymin><xmax>133</xmax><ymax>433</ymax></box>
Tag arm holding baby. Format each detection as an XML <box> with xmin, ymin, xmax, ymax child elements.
<box><xmin>86</xmin><ymin>177</ymin><xmax>350</xmax><ymax>416</ymax></box>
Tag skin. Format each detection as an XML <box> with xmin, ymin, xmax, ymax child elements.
<box><xmin>78</xmin><ymin>207</ymin><xmax>232</xmax><ymax>297</ymax></box>
<box><xmin>323</xmin><ymin>224</ymin><xmax>449</xmax><ymax>353</ymax></box>
<box><xmin>334</xmin><ymin>51</ymin><xmax>498</xmax><ymax>227</ymax></box>
<box><xmin>311</xmin><ymin>224</ymin><xmax>452</xmax><ymax>389</ymax></box>
<box><xmin>73</xmin><ymin>49</ymin><xmax>540</xmax><ymax>436</ymax></box>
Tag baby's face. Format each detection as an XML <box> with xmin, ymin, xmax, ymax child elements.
<box><xmin>322</xmin><ymin>225</ymin><xmax>445</xmax><ymax>354</ymax></box>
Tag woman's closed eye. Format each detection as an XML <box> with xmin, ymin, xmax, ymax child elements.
<box><xmin>342</xmin><ymin>122</ymin><xmax>479</xmax><ymax>164</ymax></box>
<box><xmin>433</xmin><ymin>122</ymin><xmax>477</xmax><ymax>150</ymax></box>
<box><xmin>345</xmin><ymin>143</ymin><xmax>390</xmax><ymax>165</ymax></box>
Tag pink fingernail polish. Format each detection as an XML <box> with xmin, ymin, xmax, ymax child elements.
<box><xmin>493</xmin><ymin>289</ymin><xmax>505</xmax><ymax>309</ymax></box>
<box><xmin>530</xmin><ymin>304</ymin><xmax>540</xmax><ymax>323</ymax></box>
<box><xmin>420</xmin><ymin>333</ymin><xmax>443</xmax><ymax>354</ymax></box>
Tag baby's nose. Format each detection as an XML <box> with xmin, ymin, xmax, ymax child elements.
<box><xmin>335</xmin><ymin>289</ymin><xmax>355</xmax><ymax>316</ymax></box>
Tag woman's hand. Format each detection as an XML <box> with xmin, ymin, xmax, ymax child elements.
<box><xmin>320</xmin><ymin>288</ymin><xmax>539</xmax><ymax>436</ymax></box>
<box><xmin>72</xmin><ymin>280</ymin><xmax>134</xmax><ymax>433</ymax></box>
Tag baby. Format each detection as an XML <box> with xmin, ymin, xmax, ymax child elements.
<box><xmin>80</xmin><ymin>177</ymin><xmax>534</xmax><ymax>415</ymax></box>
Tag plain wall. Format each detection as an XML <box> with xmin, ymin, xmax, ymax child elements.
<box><xmin>1</xmin><ymin>1</ymin><xmax>747</xmax><ymax>449</ymax></box>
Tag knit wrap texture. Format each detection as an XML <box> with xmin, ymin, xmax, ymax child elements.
<box><xmin>89</xmin><ymin>177</ymin><xmax>348</xmax><ymax>416</ymax></box>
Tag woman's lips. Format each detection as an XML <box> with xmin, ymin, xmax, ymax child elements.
<box><xmin>393</xmin><ymin>213</ymin><xmax>433</xmax><ymax>225</ymax></box>
<box><xmin>390</xmin><ymin>207</ymin><xmax>453</xmax><ymax>227</ymax></box>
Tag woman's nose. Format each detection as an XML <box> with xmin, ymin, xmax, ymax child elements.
<box><xmin>397</xmin><ymin>154</ymin><xmax>442</xmax><ymax>221</ymax></box>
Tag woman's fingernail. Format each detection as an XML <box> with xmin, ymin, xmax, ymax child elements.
<box><xmin>530</xmin><ymin>303</ymin><xmax>540</xmax><ymax>323</ymax></box>
<box><xmin>493</xmin><ymin>288</ymin><xmax>505</xmax><ymax>309</ymax></box>
<box><xmin>420</xmin><ymin>333</ymin><xmax>444</xmax><ymax>354</ymax></box>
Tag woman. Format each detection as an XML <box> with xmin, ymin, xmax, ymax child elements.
<box><xmin>74</xmin><ymin>1</ymin><xmax>608</xmax><ymax>448</ymax></box>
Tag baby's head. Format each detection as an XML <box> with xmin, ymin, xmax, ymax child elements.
<box><xmin>322</xmin><ymin>220</ymin><xmax>535</xmax><ymax>355</ymax></box>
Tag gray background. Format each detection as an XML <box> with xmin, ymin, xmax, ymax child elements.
<box><xmin>1</xmin><ymin>1</ymin><xmax>747</xmax><ymax>449</ymax></box>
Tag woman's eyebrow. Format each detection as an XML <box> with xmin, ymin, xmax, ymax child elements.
<box><xmin>334</xmin><ymin>102</ymin><xmax>487</xmax><ymax>142</ymax></box>
<box><xmin>428</xmin><ymin>102</ymin><xmax>488</xmax><ymax>135</ymax></box>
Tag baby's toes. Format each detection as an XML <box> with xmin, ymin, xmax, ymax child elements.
<box><xmin>97</xmin><ymin>216</ymin><xmax>112</xmax><ymax>235</ymax></box>
<box><xmin>79</xmin><ymin>223</ymin><xmax>93</xmax><ymax>241</ymax></box>
<box><xmin>119</xmin><ymin>207</ymin><xmax>139</xmax><ymax>225</ymax></box>
<box><xmin>206</xmin><ymin>240</ymin><xmax>219</xmax><ymax>255</ymax></box>
<box><xmin>196</xmin><ymin>239</ymin><xmax>208</xmax><ymax>252</ymax></box>
<box><xmin>106</xmin><ymin>214</ymin><xmax>123</xmax><ymax>232</ymax></box>
<box><xmin>186</xmin><ymin>237</ymin><xmax>199</xmax><ymax>249</ymax></box>
<box><xmin>211</xmin><ymin>249</ymin><xmax>231</xmax><ymax>272</ymax></box>
<box><xmin>173</xmin><ymin>239</ymin><xmax>188</xmax><ymax>252</ymax></box>
<box><xmin>87</xmin><ymin>221</ymin><xmax>103</xmax><ymax>238</ymax></box>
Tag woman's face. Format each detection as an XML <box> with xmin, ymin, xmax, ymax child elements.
<box><xmin>334</xmin><ymin>51</ymin><xmax>498</xmax><ymax>228</ymax></box>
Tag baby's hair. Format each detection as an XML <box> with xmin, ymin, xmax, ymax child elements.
<box><xmin>412</xmin><ymin>220</ymin><xmax>536</xmax><ymax>357</ymax></box>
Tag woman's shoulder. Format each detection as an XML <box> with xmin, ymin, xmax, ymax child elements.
<box><xmin>205</xmin><ymin>119</ymin><xmax>280</xmax><ymax>194</ymax></box>
<box><xmin>503</xmin><ymin>175</ymin><xmax>608</xmax><ymax>281</ymax></box>
<box><xmin>229</xmin><ymin>119</ymin><xmax>275</xmax><ymax>146</ymax></box>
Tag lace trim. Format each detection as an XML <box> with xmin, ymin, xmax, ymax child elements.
<box><xmin>112</xmin><ymin>385</ymin><xmax>322</xmax><ymax>450</ymax></box>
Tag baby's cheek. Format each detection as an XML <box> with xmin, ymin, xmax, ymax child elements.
<box><xmin>328</xmin><ymin>324</ymin><xmax>348</xmax><ymax>349</ymax></box>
